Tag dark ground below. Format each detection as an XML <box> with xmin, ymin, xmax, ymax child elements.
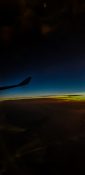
<box><xmin>0</xmin><ymin>98</ymin><xmax>85</xmax><ymax>175</ymax></box>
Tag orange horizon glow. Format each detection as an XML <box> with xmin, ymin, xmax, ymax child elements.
<box><xmin>1</xmin><ymin>93</ymin><xmax>85</xmax><ymax>102</ymax></box>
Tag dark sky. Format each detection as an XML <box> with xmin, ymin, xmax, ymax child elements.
<box><xmin>0</xmin><ymin>0</ymin><xmax>85</xmax><ymax>98</ymax></box>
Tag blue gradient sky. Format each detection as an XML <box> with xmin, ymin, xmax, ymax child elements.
<box><xmin>0</xmin><ymin>52</ymin><xmax>85</xmax><ymax>98</ymax></box>
<box><xmin>1</xmin><ymin>1</ymin><xmax>85</xmax><ymax>98</ymax></box>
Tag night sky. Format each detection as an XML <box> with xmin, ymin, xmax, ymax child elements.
<box><xmin>0</xmin><ymin>0</ymin><xmax>85</xmax><ymax>98</ymax></box>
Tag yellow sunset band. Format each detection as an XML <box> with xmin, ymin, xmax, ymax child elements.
<box><xmin>1</xmin><ymin>93</ymin><xmax>85</xmax><ymax>102</ymax></box>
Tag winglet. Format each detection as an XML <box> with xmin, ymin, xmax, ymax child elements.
<box><xmin>18</xmin><ymin>76</ymin><xmax>32</xmax><ymax>87</ymax></box>
<box><xmin>0</xmin><ymin>76</ymin><xmax>32</xmax><ymax>91</ymax></box>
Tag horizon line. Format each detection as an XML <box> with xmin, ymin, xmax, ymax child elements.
<box><xmin>1</xmin><ymin>92</ymin><xmax>85</xmax><ymax>101</ymax></box>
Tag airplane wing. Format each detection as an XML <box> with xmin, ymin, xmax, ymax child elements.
<box><xmin>0</xmin><ymin>76</ymin><xmax>32</xmax><ymax>91</ymax></box>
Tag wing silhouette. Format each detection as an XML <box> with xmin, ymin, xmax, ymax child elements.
<box><xmin>0</xmin><ymin>76</ymin><xmax>32</xmax><ymax>91</ymax></box>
